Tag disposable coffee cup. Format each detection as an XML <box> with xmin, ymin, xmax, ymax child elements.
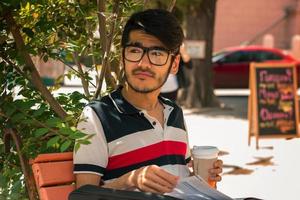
<box><xmin>192</xmin><ymin>146</ymin><xmax>219</xmax><ymax>187</ymax></box>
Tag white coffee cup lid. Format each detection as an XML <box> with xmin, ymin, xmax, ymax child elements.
<box><xmin>192</xmin><ymin>146</ymin><xmax>219</xmax><ymax>159</ymax></box>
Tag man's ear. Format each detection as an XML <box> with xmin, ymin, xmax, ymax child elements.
<box><xmin>170</xmin><ymin>54</ymin><xmax>180</xmax><ymax>75</ymax></box>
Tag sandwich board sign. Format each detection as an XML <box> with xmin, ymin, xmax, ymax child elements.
<box><xmin>248</xmin><ymin>62</ymin><xmax>299</xmax><ymax>148</ymax></box>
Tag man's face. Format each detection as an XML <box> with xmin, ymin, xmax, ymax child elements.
<box><xmin>123</xmin><ymin>30</ymin><xmax>179</xmax><ymax>93</ymax></box>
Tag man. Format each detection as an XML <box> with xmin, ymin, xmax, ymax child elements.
<box><xmin>73</xmin><ymin>9</ymin><xmax>222</xmax><ymax>194</ymax></box>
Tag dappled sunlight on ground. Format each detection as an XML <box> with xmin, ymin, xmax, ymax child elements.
<box><xmin>184</xmin><ymin>96</ymin><xmax>300</xmax><ymax>200</ymax></box>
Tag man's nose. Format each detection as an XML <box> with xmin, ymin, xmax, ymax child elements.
<box><xmin>138</xmin><ymin>51</ymin><xmax>151</xmax><ymax>67</ymax></box>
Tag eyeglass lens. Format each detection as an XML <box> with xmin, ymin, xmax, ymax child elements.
<box><xmin>124</xmin><ymin>46</ymin><xmax>170</xmax><ymax>66</ymax></box>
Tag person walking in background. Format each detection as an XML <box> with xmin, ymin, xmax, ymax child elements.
<box><xmin>160</xmin><ymin>68</ymin><xmax>179</xmax><ymax>101</ymax></box>
<box><xmin>73</xmin><ymin>9</ymin><xmax>222</xmax><ymax>194</ymax></box>
<box><xmin>176</xmin><ymin>44</ymin><xmax>193</xmax><ymax>105</ymax></box>
<box><xmin>160</xmin><ymin>44</ymin><xmax>192</xmax><ymax>102</ymax></box>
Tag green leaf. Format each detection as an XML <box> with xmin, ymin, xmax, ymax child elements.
<box><xmin>59</xmin><ymin>127</ymin><xmax>73</xmax><ymax>135</ymax></box>
<box><xmin>69</xmin><ymin>131</ymin><xmax>87</xmax><ymax>139</ymax></box>
<box><xmin>60</xmin><ymin>140</ymin><xmax>72</xmax><ymax>152</ymax></box>
<box><xmin>0</xmin><ymin>173</ymin><xmax>6</xmax><ymax>187</ymax></box>
<box><xmin>47</xmin><ymin>136</ymin><xmax>60</xmax><ymax>148</ymax></box>
<box><xmin>34</xmin><ymin>128</ymin><xmax>49</xmax><ymax>137</ymax></box>
<box><xmin>85</xmin><ymin>134</ymin><xmax>95</xmax><ymax>140</ymax></box>
<box><xmin>11</xmin><ymin>113</ymin><xmax>25</xmax><ymax>122</ymax></box>
<box><xmin>43</xmin><ymin>55</ymin><xmax>48</xmax><ymax>62</ymax></box>
<box><xmin>16</xmin><ymin>100</ymin><xmax>36</xmax><ymax>110</ymax></box>
<box><xmin>32</xmin><ymin>106</ymin><xmax>47</xmax><ymax>117</ymax></box>
<box><xmin>5</xmin><ymin>105</ymin><xmax>16</xmax><ymax>117</ymax></box>
<box><xmin>74</xmin><ymin>142</ymin><xmax>80</xmax><ymax>153</ymax></box>
<box><xmin>21</xmin><ymin>119</ymin><xmax>34</xmax><ymax>125</ymax></box>
<box><xmin>45</xmin><ymin>117</ymin><xmax>61</xmax><ymax>127</ymax></box>
<box><xmin>11</xmin><ymin>179</ymin><xmax>22</xmax><ymax>193</ymax></box>
<box><xmin>77</xmin><ymin>139</ymin><xmax>91</xmax><ymax>145</ymax></box>
<box><xmin>22</xmin><ymin>27</ymin><xmax>34</xmax><ymax>38</ymax></box>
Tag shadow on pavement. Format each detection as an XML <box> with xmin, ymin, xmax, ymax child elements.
<box><xmin>183</xmin><ymin>96</ymin><xmax>249</xmax><ymax>120</ymax></box>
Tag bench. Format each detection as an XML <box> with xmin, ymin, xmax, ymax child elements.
<box><xmin>31</xmin><ymin>152</ymin><xmax>75</xmax><ymax>200</ymax></box>
<box><xmin>30</xmin><ymin>152</ymin><xmax>180</xmax><ymax>200</ymax></box>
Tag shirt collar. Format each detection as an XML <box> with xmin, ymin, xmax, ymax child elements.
<box><xmin>109</xmin><ymin>86</ymin><xmax>176</xmax><ymax>114</ymax></box>
<box><xmin>108</xmin><ymin>86</ymin><xmax>140</xmax><ymax>114</ymax></box>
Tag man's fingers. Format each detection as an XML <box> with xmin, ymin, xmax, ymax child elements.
<box><xmin>208</xmin><ymin>159</ymin><xmax>223</xmax><ymax>183</ymax></box>
<box><xmin>143</xmin><ymin>178</ymin><xmax>173</xmax><ymax>194</ymax></box>
<box><xmin>209</xmin><ymin>167</ymin><xmax>223</xmax><ymax>174</ymax></box>
<box><xmin>135</xmin><ymin>165</ymin><xmax>179</xmax><ymax>193</ymax></box>
<box><xmin>209</xmin><ymin>175</ymin><xmax>222</xmax><ymax>182</ymax></box>
<box><xmin>213</xmin><ymin>159</ymin><xmax>223</xmax><ymax>168</ymax></box>
<box><xmin>137</xmin><ymin>172</ymin><xmax>173</xmax><ymax>194</ymax></box>
<box><xmin>139</xmin><ymin>184</ymin><xmax>161</xmax><ymax>194</ymax></box>
<box><xmin>153</xmin><ymin>167</ymin><xmax>179</xmax><ymax>187</ymax></box>
<box><xmin>147</xmin><ymin>173</ymin><xmax>175</xmax><ymax>189</ymax></box>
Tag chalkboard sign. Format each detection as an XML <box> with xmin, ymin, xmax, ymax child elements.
<box><xmin>248</xmin><ymin>63</ymin><xmax>299</xmax><ymax>148</ymax></box>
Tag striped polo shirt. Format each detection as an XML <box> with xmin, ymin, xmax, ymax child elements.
<box><xmin>73</xmin><ymin>87</ymin><xmax>191</xmax><ymax>182</ymax></box>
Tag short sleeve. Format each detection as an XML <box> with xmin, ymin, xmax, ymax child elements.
<box><xmin>73</xmin><ymin>106</ymin><xmax>108</xmax><ymax>176</ymax></box>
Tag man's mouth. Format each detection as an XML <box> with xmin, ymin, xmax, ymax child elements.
<box><xmin>133</xmin><ymin>70</ymin><xmax>155</xmax><ymax>78</ymax></box>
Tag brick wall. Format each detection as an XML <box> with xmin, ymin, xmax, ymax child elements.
<box><xmin>214</xmin><ymin>0</ymin><xmax>300</xmax><ymax>51</ymax></box>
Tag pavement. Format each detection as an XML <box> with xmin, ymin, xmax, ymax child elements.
<box><xmin>184</xmin><ymin>96</ymin><xmax>300</xmax><ymax>200</ymax></box>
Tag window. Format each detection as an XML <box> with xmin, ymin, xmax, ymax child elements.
<box><xmin>252</xmin><ymin>51</ymin><xmax>283</xmax><ymax>62</ymax></box>
<box><xmin>223</xmin><ymin>51</ymin><xmax>252</xmax><ymax>63</ymax></box>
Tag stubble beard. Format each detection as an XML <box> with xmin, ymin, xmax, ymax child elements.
<box><xmin>124</xmin><ymin>61</ymin><xmax>172</xmax><ymax>94</ymax></box>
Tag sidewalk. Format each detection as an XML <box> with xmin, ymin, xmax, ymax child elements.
<box><xmin>184</xmin><ymin>96</ymin><xmax>300</xmax><ymax>200</ymax></box>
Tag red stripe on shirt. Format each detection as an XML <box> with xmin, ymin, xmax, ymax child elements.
<box><xmin>107</xmin><ymin>140</ymin><xmax>187</xmax><ymax>170</ymax></box>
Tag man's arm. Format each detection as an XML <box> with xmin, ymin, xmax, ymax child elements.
<box><xmin>76</xmin><ymin>173</ymin><xmax>101</xmax><ymax>189</ymax></box>
<box><xmin>75</xmin><ymin>165</ymin><xmax>179</xmax><ymax>194</ymax></box>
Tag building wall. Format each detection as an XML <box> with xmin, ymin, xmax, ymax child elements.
<box><xmin>214</xmin><ymin>0</ymin><xmax>300</xmax><ymax>51</ymax></box>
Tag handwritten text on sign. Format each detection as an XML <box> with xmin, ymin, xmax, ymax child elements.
<box><xmin>256</xmin><ymin>68</ymin><xmax>296</xmax><ymax>135</ymax></box>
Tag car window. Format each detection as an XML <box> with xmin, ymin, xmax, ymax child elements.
<box><xmin>223</xmin><ymin>51</ymin><xmax>252</xmax><ymax>63</ymax></box>
<box><xmin>212</xmin><ymin>51</ymin><xmax>227</xmax><ymax>63</ymax></box>
<box><xmin>252</xmin><ymin>51</ymin><xmax>283</xmax><ymax>62</ymax></box>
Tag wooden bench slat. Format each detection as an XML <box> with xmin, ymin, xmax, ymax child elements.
<box><xmin>32</xmin><ymin>152</ymin><xmax>73</xmax><ymax>163</ymax></box>
<box><xmin>39</xmin><ymin>185</ymin><xmax>75</xmax><ymax>200</ymax></box>
<box><xmin>32</xmin><ymin>160</ymin><xmax>75</xmax><ymax>187</ymax></box>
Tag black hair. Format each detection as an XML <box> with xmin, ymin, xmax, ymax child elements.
<box><xmin>121</xmin><ymin>9</ymin><xmax>184</xmax><ymax>54</ymax></box>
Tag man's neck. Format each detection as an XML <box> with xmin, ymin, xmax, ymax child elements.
<box><xmin>121</xmin><ymin>85</ymin><xmax>161</xmax><ymax>111</ymax></box>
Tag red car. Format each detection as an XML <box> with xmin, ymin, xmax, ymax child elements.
<box><xmin>212</xmin><ymin>46</ymin><xmax>300</xmax><ymax>88</ymax></box>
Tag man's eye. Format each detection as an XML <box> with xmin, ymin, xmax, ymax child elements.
<box><xmin>128</xmin><ymin>47</ymin><xmax>142</xmax><ymax>53</ymax></box>
<box><xmin>150</xmin><ymin>50</ymin><xmax>164</xmax><ymax>56</ymax></box>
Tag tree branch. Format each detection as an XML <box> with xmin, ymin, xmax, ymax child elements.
<box><xmin>168</xmin><ymin>0</ymin><xmax>177</xmax><ymax>12</ymax></box>
<box><xmin>57</xmin><ymin>57</ymin><xmax>96</xmax><ymax>88</ymax></box>
<box><xmin>3</xmin><ymin>10</ymin><xmax>67</xmax><ymax>119</ymax></box>
<box><xmin>143</xmin><ymin>0</ymin><xmax>150</xmax><ymax>9</ymax></box>
<box><xmin>96</xmin><ymin>0</ymin><xmax>107</xmax><ymax>84</ymax></box>
<box><xmin>94</xmin><ymin>0</ymin><xmax>120</xmax><ymax>99</ymax></box>
<box><xmin>72</xmin><ymin>52</ymin><xmax>90</xmax><ymax>97</ymax></box>
<box><xmin>87</xmin><ymin>22</ymin><xmax>97</xmax><ymax>68</ymax></box>
<box><xmin>0</xmin><ymin>52</ymin><xmax>28</xmax><ymax>78</ymax></box>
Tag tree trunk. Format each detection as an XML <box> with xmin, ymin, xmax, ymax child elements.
<box><xmin>4</xmin><ymin>10</ymin><xmax>68</xmax><ymax>119</ymax></box>
<box><xmin>184</xmin><ymin>0</ymin><xmax>219</xmax><ymax>108</ymax></box>
<box><xmin>4</xmin><ymin>129</ymin><xmax>38</xmax><ymax>200</ymax></box>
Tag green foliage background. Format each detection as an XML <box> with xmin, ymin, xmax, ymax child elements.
<box><xmin>0</xmin><ymin>0</ymin><xmax>144</xmax><ymax>199</ymax></box>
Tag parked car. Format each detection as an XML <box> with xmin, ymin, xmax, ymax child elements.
<box><xmin>212</xmin><ymin>46</ymin><xmax>300</xmax><ymax>88</ymax></box>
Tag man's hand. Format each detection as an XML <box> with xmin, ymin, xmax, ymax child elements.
<box><xmin>127</xmin><ymin>165</ymin><xmax>179</xmax><ymax>194</ymax></box>
<box><xmin>187</xmin><ymin>159</ymin><xmax>223</xmax><ymax>182</ymax></box>
<box><xmin>208</xmin><ymin>159</ymin><xmax>223</xmax><ymax>182</ymax></box>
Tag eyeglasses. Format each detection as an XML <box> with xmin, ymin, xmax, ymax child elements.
<box><xmin>123</xmin><ymin>44</ymin><xmax>175</xmax><ymax>66</ymax></box>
